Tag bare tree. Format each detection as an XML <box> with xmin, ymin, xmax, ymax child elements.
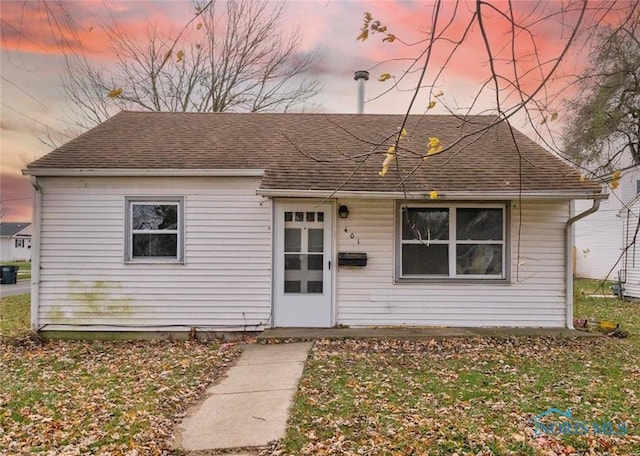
<box><xmin>57</xmin><ymin>0</ymin><xmax>321</xmax><ymax>133</ymax></box>
<box><xmin>562</xmin><ymin>2</ymin><xmax>640</xmax><ymax>172</ymax></box>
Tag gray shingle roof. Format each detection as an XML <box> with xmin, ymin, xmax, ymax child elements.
<box><xmin>26</xmin><ymin>111</ymin><xmax>601</xmax><ymax>195</ymax></box>
<box><xmin>0</xmin><ymin>222</ymin><xmax>31</xmax><ymax>237</ymax></box>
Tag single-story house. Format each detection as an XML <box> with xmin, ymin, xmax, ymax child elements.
<box><xmin>0</xmin><ymin>222</ymin><xmax>32</xmax><ymax>262</ymax></box>
<box><xmin>23</xmin><ymin>111</ymin><xmax>604</xmax><ymax>337</ymax></box>
<box><xmin>574</xmin><ymin>165</ymin><xmax>640</xmax><ymax>281</ymax></box>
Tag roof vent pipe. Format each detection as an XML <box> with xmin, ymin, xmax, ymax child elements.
<box><xmin>354</xmin><ymin>70</ymin><xmax>369</xmax><ymax>114</ymax></box>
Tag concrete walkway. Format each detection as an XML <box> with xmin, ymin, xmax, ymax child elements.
<box><xmin>175</xmin><ymin>342</ymin><xmax>313</xmax><ymax>453</ymax></box>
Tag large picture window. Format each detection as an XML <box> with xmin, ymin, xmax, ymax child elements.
<box><xmin>125</xmin><ymin>197</ymin><xmax>184</xmax><ymax>262</ymax></box>
<box><xmin>399</xmin><ymin>204</ymin><xmax>506</xmax><ymax>279</ymax></box>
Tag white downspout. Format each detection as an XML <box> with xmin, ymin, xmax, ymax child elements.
<box><xmin>565</xmin><ymin>198</ymin><xmax>601</xmax><ymax>329</ymax></box>
<box><xmin>29</xmin><ymin>176</ymin><xmax>42</xmax><ymax>332</ymax></box>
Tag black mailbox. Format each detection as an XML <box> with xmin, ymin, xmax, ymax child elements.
<box><xmin>338</xmin><ymin>252</ymin><xmax>368</xmax><ymax>267</ymax></box>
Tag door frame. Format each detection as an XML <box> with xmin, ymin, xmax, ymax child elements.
<box><xmin>272</xmin><ymin>199</ymin><xmax>335</xmax><ymax>327</ymax></box>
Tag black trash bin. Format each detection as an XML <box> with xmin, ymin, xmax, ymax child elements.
<box><xmin>0</xmin><ymin>265</ymin><xmax>19</xmax><ymax>284</ymax></box>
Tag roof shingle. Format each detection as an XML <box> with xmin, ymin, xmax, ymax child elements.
<box><xmin>26</xmin><ymin>111</ymin><xmax>601</xmax><ymax>195</ymax></box>
<box><xmin>0</xmin><ymin>222</ymin><xmax>31</xmax><ymax>237</ymax></box>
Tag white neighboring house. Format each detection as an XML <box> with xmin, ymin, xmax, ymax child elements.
<box><xmin>23</xmin><ymin>112</ymin><xmax>604</xmax><ymax>337</ymax></box>
<box><xmin>574</xmin><ymin>166</ymin><xmax>640</xmax><ymax>281</ymax></box>
<box><xmin>618</xmin><ymin>193</ymin><xmax>640</xmax><ymax>299</ymax></box>
<box><xmin>0</xmin><ymin>222</ymin><xmax>32</xmax><ymax>262</ymax></box>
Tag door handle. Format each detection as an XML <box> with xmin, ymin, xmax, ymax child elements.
<box><xmin>328</xmin><ymin>260</ymin><xmax>331</xmax><ymax>270</ymax></box>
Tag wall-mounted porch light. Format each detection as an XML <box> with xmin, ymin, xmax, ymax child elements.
<box><xmin>338</xmin><ymin>205</ymin><xmax>350</xmax><ymax>219</ymax></box>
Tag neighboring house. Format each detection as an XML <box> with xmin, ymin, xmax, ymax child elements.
<box><xmin>618</xmin><ymin>192</ymin><xmax>640</xmax><ymax>300</ymax></box>
<box><xmin>23</xmin><ymin>111</ymin><xmax>603</xmax><ymax>336</ymax></box>
<box><xmin>574</xmin><ymin>166</ymin><xmax>640</xmax><ymax>280</ymax></box>
<box><xmin>0</xmin><ymin>222</ymin><xmax>32</xmax><ymax>262</ymax></box>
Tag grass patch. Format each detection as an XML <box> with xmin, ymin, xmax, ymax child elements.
<box><xmin>574</xmin><ymin>279</ymin><xmax>640</xmax><ymax>341</ymax></box>
<box><xmin>1</xmin><ymin>339</ymin><xmax>238</xmax><ymax>454</ymax></box>
<box><xmin>0</xmin><ymin>294</ymin><xmax>240</xmax><ymax>454</ymax></box>
<box><xmin>284</xmin><ymin>278</ymin><xmax>640</xmax><ymax>455</ymax></box>
<box><xmin>2</xmin><ymin>261</ymin><xmax>31</xmax><ymax>271</ymax></box>
<box><xmin>0</xmin><ymin>293</ymin><xmax>30</xmax><ymax>339</ymax></box>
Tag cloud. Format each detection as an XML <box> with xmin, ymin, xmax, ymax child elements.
<box><xmin>1</xmin><ymin>2</ymin><xmax>96</xmax><ymax>55</ymax></box>
<box><xmin>344</xmin><ymin>0</ymin><xmax>605</xmax><ymax>115</ymax></box>
<box><xmin>0</xmin><ymin>1</ymin><xmax>189</xmax><ymax>60</ymax></box>
<box><xmin>0</xmin><ymin>119</ymin><xmax>31</xmax><ymax>134</ymax></box>
<box><xmin>0</xmin><ymin>173</ymin><xmax>32</xmax><ymax>222</ymax></box>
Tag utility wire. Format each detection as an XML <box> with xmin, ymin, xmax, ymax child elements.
<box><xmin>1</xmin><ymin>102</ymin><xmax>71</xmax><ymax>139</ymax></box>
<box><xmin>0</xmin><ymin>76</ymin><xmax>47</xmax><ymax>107</ymax></box>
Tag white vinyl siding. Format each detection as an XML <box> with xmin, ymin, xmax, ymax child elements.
<box><xmin>574</xmin><ymin>193</ymin><xmax>623</xmax><ymax>281</ymax></box>
<box><xmin>623</xmin><ymin>269</ymin><xmax>640</xmax><ymax>300</ymax></box>
<box><xmin>36</xmin><ymin>176</ymin><xmax>271</xmax><ymax>332</ymax></box>
<box><xmin>621</xmin><ymin>197</ymin><xmax>640</xmax><ymax>299</ymax></box>
<box><xmin>335</xmin><ymin>199</ymin><xmax>569</xmax><ymax>328</ymax></box>
<box><xmin>574</xmin><ymin>166</ymin><xmax>640</xmax><ymax>281</ymax></box>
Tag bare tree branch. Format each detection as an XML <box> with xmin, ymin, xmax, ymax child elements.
<box><xmin>32</xmin><ymin>0</ymin><xmax>321</xmax><ymax>144</ymax></box>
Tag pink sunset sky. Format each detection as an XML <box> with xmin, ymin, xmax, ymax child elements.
<box><xmin>0</xmin><ymin>0</ymin><xmax>630</xmax><ymax>222</ymax></box>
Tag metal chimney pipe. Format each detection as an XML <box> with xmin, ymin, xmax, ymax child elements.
<box><xmin>354</xmin><ymin>70</ymin><xmax>369</xmax><ymax>114</ymax></box>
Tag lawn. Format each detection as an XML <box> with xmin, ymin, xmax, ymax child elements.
<box><xmin>284</xmin><ymin>279</ymin><xmax>640</xmax><ymax>455</ymax></box>
<box><xmin>0</xmin><ymin>294</ymin><xmax>31</xmax><ymax>340</ymax></box>
<box><xmin>0</xmin><ymin>294</ymin><xmax>240</xmax><ymax>455</ymax></box>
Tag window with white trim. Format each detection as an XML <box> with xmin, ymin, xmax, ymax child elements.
<box><xmin>125</xmin><ymin>197</ymin><xmax>184</xmax><ymax>262</ymax></box>
<box><xmin>398</xmin><ymin>204</ymin><xmax>506</xmax><ymax>279</ymax></box>
<box><xmin>15</xmin><ymin>239</ymin><xmax>25</xmax><ymax>248</ymax></box>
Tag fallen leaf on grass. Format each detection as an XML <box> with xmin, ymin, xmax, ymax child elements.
<box><xmin>1</xmin><ymin>339</ymin><xmax>240</xmax><ymax>455</ymax></box>
<box><xmin>285</xmin><ymin>336</ymin><xmax>640</xmax><ymax>455</ymax></box>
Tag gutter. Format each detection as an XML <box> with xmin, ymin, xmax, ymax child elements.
<box><xmin>565</xmin><ymin>198</ymin><xmax>602</xmax><ymax>329</ymax></box>
<box><xmin>29</xmin><ymin>176</ymin><xmax>42</xmax><ymax>332</ymax></box>
<box><xmin>258</xmin><ymin>188</ymin><xmax>607</xmax><ymax>201</ymax></box>
<box><xmin>22</xmin><ymin>168</ymin><xmax>265</xmax><ymax>177</ymax></box>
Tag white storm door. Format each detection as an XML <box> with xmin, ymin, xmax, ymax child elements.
<box><xmin>274</xmin><ymin>203</ymin><xmax>333</xmax><ymax>327</ymax></box>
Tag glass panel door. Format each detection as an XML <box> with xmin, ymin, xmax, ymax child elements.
<box><xmin>283</xmin><ymin>211</ymin><xmax>325</xmax><ymax>294</ymax></box>
<box><xmin>275</xmin><ymin>203</ymin><xmax>333</xmax><ymax>328</ymax></box>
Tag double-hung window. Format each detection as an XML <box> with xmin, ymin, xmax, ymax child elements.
<box><xmin>399</xmin><ymin>204</ymin><xmax>506</xmax><ymax>280</ymax></box>
<box><xmin>125</xmin><ymin>197</ymin><xmax>184</xmax><ymax>263</ymax></box>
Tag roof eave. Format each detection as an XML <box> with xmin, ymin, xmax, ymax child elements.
<box><xmin>256</xmin><ymin>189</ymin><xmax>606</xmax><ymax>201</ymax></box>
<box><xmin>22</xmin><ymin>168</ymin><xmax>265</xmax><ymax>177</ymax></box>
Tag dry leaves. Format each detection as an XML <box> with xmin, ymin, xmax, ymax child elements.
<box><xmin>284</xmin><ymin>337</ymin><xmax>640</xmax><ymax>455</ymax></box>
<box><xmin>0</xmin><ymin>339</ymin><xmax>239</xmax><ymax>455</ymax></box>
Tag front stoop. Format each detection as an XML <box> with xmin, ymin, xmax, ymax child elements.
<box><xmin>257</xmin><ymin>327</ymin><xmax>600</xmax><ymax>342</ymax></box>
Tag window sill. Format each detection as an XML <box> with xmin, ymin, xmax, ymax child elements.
<box><xmin>395</xmin><ymin>277</ymin><xmax>510</xmax><ymax>285</ymax></box>
<box><xmin>125</xmin><ymin>259</ymin><xmax>185</xmax><ymax>265</ymax></box>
